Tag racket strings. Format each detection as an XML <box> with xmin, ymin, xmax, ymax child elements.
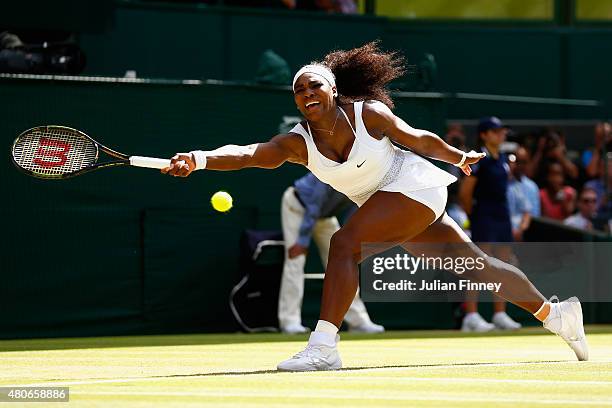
<box><xmin>13</xmin><ymin>128</ymin><xmax>98</xmax><ymax>177</ymax></box>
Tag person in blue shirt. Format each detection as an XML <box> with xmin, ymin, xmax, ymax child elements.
<box><xmin>507</xmin><ymin>164</ymin><xmax>532</xmax><ymax>240</ymax></box>
<box><xmin>581</xmin><ymin>122</ymin><xmax>611</xmax><ymax>179</ymax></box>
<box><xmin>585</xmin><ymin>153</ymin><xmax>612</xmax><ymax>216</ymax></box>
<box><xmin>507</xmin><ymin>147</ymin><xmax>538</xmax><ymax>241</ymax></box>
<box><xmin>459</xmin><ymin>117</ymin><xmax>522</xmax><ymax>332</ymax></box>
<box><xmin>279</xmin><ymin>172</ymin><xmax>384</xmax><ymax>334</ymax></box>
<box><xmin>511</xmin><ymin>146</ymin><xmax>541</xmax><ymax>218</ymax></box>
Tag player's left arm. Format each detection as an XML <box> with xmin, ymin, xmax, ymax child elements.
<box><xmin>363</xmin><ymin>100</ymin><xmax>484</xmax><ymax>176</ymax></box>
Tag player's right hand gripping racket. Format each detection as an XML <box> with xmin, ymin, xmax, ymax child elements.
<box><xmin>11</xmin><ymin>125</ymin><xmax>172</xmax><ymax>179</ymax></box>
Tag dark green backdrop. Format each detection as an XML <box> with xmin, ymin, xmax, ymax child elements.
<box><xmin>1</xmin><ymin>0</ymin><xmax>611</xmax><ymax>338</ymax></box>
<box><xmin>72</xmin><ymin>1</ymin><xmax>612</xmax><ymax>119</ymax></box>
<box><xmin>0</xmin><ymin>77</ymin><xmax>450</xmax><ymax>338</ymax></box>
<box><xmin>2</xmin><ymin>0</ymin><xmax>611</xmax><ymax>118</ymax></box>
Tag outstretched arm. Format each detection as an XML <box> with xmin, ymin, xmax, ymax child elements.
<box><xmin>363</xmin><ymin>101</ymin><xmax>484</xmax><ymax>176</ymax></box>
<box><xmin>162</xmin><ymin>133</ymin><xmax>306</xmax><ymax>177</ymax></box>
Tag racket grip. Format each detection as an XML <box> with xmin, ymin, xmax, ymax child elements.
<box><xmin>129</xmin><ymin>156</ymin><xmax>172</xmax><ymax>169</ymax></box>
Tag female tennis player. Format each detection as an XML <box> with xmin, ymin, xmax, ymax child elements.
<box><xmin>162</xmin><ymin>42</ymin><xmax>587</xmax><ymax>371</ymax></box>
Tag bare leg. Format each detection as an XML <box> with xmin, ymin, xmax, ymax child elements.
<box><xmin>465</xmin><ymin>244</ymin><xmax>510</xmax><ymax>314</ymax></box>
<box><xmin>492</xmin><ymin>245</ymin><xmax>514</xmax><ymax>313</ymax></box>
<box><xmin>319</xmin><ymin>192</ymin><xmax>436</xmax><ymax>327</ymax></box>
<box><xmin>465</xmin><ymin>243</ymin><xmax>507</xmax><ymax>314</ymax></box>
<box><xmin>405</xmin><ymin>213</ymin><xmax>546</xmax><ymax>314</ymax></box>
<box><xmin>464</xmin><ymin>295</ymin><xmax>479</xmax><ymax>314</ymax></box>
<box><xmin>493</xmin><ymin>296</ymin><xmax>507</xmax><ymax>313</ymax></box>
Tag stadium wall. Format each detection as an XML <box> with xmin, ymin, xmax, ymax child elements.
<box><xmin>72</xmin><ymin>1</ymin><xmax>612</xmax><ymax>119</ymax></box>
<box><xmin>0</xmin><ymin>77</ymin><xmax>449</xmax><ymax>338</ymax></box>
<box><xmin>2</xmin><ymin>1</ymin><xmax>611</xmax><ymax>337</ymax></box>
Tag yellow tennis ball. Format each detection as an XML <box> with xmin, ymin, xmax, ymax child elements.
<box><xmin>211</xmin><ymin>191</ymin><xmax>233</xmax><ymax>212</ymax></box>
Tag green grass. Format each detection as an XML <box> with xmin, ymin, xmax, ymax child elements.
<box><xmin>1</xmin><ymin>326</ymin><xmax>611</xmax><ymax>407</ymax></box>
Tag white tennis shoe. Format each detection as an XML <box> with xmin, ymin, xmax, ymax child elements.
<box><xmin>281</xmin><ymin>323</ymin><xmax>310</xmax><ymax>335</ymax></box>
<box><xmin>492</xmin><ymin>312</ymin><xmax>522</xmax><ymax>331</ymax></box>
<box><xmin>461</xmin><ymin>312</ymin><xmax>495</xmax><ymax>332</ymax></box>
<box><xmin>277</xmin><ymin>336</ymin><xmax>342</xmax><ymax>372</ymax></box>
<box><xmin>543</xmin><ymin>296</ymin><xmax>588</xmax><ymax>361</ymax></box>
<box><xmin>349</xmin><ymin>321</ymin><xmax>385</xmax><ymax>334</ymax></box>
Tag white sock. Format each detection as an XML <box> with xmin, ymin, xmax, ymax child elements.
<box><xmin>308</xmin><ymin>320</ymin><xmax>338</xmax><ymax>347</ymax></box>
<box><xmin>534</xmin><ymin>302</ymin><xmax>547</xmax><ymax>317</ymax></box>
<box><xmin>315</xmin><ymin>320</ymin><xmax>338</xmax><ymax>336</ymax></box>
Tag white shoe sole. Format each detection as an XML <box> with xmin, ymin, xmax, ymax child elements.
<box><xmin>493</xmin><ymin>323</ymin><xmax>522</xmax><ymax>331</ymax></box>
<box><xmin>281</xmin><ymin>329</ymin><xmax>310</xmax><ymax>335</ymax></box>
<box><xmin>277</xmin><ymin>359</ymin><xmax>342</xmax><ymax>372</ymax></box>
<box><xmin>349</xmin><ymin>327</ymin><xmax>385</xmax><ymax>334</ymax></box>
<box><xmin>461</xmin><ymin>323</ymin><xmax>495</xmax><ymax>333</ymax></box>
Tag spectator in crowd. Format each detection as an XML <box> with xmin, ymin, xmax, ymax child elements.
<box><xmin>318</xmin><ymin>0</ymin><xmax>357</xmax><ymax>14</ymax></box>
<box><xmin>458</xmin><ymin>116</ymin><xmax>521</xmax><ymax>332</ymax></box>
<box><xmin>279</xmin><ymin>0</ymin><xmax>357</xmax><ymax>13</ymax></box>
<box><xmin>539</xmin><ymin>162</ymin><xmax>576</xmax><ymax>221</ymax></box>
<box><xmin>507</xmin><ymin>153</ymin><xmax>532</xmax><ymax>241</ymax></box>
<box><xmin>582</xmin><ymin>122</ymin><xmax>612</xmax><ymax>180</ymax></box>
<box><xmin>444</xmin><ymin>123</ymin><xmax>471</xmax><ymax>232</ymax></box>
<box><xmin>564</xmin><ymin>187</ymin><xmax>599</xmax><ymax>231</ymax></box>
<box><xmin>0</xmin><ymin>31</ymin><xmax>85</xmax><ymax>75</ymax></box>
<box><xmin>584</xmin><ymin>153</ymin><xmax>612</xmax><ymax>216</ymax></box>
<box><xmin>0</xmin><ymin>31</ymin><xmax>23</xmax><ymax>50</ymax></box>
<box><xmin>223</xmin><ymin>0</ymin><xmax>294</xmax><ymax>8</ymax></box>
<box><xmin>529</xmin><ymin>129</ymin><xmax>579</xmax><ymax>186</ymax></box>
<box><xmin>510</xmin><ymin>146</ymin><xmax>540</xmax><ymax>218</ymax></box>
<box><xmin>255</xmin><ymin>49</ymin><xmax>291</xmax><ymax>85</ymax></box>
<box><xmin>278</xmin><ymin>172</ymin><xmax>384</xmax><ymax>334</ymax></box>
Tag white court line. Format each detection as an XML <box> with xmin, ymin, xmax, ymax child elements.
<box><xmin>4</xmin><ymin>360</ymin><xmax>612</xmax><ymax>388</ymax></box>
<box><xmin>350</xmin><ymin>360</ymin><xmax>612</xmax><ymax>373</ymax></box>
<box><xmin>318</xmin><ymin>377</ymin><xmax>612</xmax><ymax>386</ymax></box>
<box><xmin>68</xmin><ymin>390</ymin><xmax>612</xmax><ymax>405</ymax></box>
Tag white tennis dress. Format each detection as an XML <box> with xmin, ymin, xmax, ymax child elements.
<box><xmin>289</xmin><ymin>101</ymin><xmax>457</xmax><ymax>220</ymax></box>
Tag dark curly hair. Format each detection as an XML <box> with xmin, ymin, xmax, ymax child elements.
<box><xmin>319</xmin><ymin>41</ymin><xmax>406</xmax><ymax>109</ymax></box>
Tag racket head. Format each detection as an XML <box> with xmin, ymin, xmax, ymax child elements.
<box><xmin>11</xmin><ymin>125</ymin><xmax>101</xmax><ymax>179</ymax></box>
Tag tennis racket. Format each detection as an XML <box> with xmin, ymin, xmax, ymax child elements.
<box><xmin>11</xmin><ymin>125</ymin><xmax>172</xmax><ymax>179</ymax></box>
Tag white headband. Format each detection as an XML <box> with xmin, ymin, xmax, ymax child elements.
<box><xmin>292</xmin><ymin>64</ymin><xmax>336</xmax><ymax>90</ymax></box>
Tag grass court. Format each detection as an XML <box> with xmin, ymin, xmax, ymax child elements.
<box><xmin>1</xmin><ymin>326</ymin><xmax>611</xmax><ymax>407</ymax></box>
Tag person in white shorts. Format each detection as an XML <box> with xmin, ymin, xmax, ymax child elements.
<box><xmin>279</xmin><ymin>172</ymin><xmax>384</xmax><ymax>334</ymax></box>
<box><xmin>163</xmin><ymin>41</ymin><xmax>588</xmax><ymax>371</ymax></box>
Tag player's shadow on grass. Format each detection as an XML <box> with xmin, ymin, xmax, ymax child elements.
<box><xmin>159</xmin><ymin>360</ymin><xmax>570</xmax><ymax>378</ymax></box>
